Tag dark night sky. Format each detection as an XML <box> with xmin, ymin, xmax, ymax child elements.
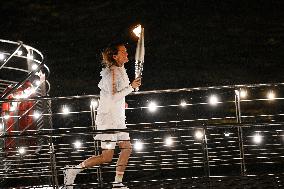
<box><xmin>1</xmin><ymin>0</ymin><xmax>284</xmax><ymax>96</ymax></box>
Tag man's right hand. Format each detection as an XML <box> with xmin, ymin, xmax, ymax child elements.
<box><xmin>131</xmin><ymin>77</ymin><xmax>142</xmax><ymax>89</ymax></box>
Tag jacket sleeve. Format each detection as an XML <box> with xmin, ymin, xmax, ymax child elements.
<box><xmin>112</xmin><ymin>85</ymin><xmax>134</xmax><ymax>102</ymax></box>
<box><xmin>111</xmin><ymin>68</ymin><xmax>134</xmax><ymax>102</ymax></box>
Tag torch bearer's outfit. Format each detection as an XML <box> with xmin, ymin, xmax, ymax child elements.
<box><xmin>63</xmin><ymin>66</ymin><xmax>133</xmax><ymax>189</ymax></box>
<box><xmin>94</xmin><ymin>66</ymin><xmax>133</xmax><ymax>149</ymax></box>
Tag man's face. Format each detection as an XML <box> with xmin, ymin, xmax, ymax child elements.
<box><xmin>113</xmin><ymin>45</ymin><xmax>128</xmax><ymax>66</ymax></box>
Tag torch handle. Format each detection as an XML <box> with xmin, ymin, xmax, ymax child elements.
<box><xmin>134</xmin><ymin>75</ymin><xmax>142</xmax><ymax>92</ymax></box>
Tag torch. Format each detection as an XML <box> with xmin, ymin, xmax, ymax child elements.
<box><xmin>133</xmin><ymin>24</ymin><xmax>145</xmax><ymax>91</ymax></box>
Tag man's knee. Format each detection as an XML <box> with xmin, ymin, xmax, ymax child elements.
<box><xmin>101</xmin><ymin>151</ymin><xmax>114</xmax><ymax>163</ymax></box>
<box><xmin>121</xmin><ymin>146</ymin><xmax>132</xmax><ymax>155</ymax></box>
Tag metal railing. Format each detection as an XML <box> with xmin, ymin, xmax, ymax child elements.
<box><xmin>0</xmin><ymin>83</ymin><xmax>283</xmax><ymax>188</ymax></box>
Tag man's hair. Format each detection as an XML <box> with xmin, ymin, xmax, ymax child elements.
<box><xmin>101</xmin><ymin>42</ymin><xmax>125</xmax><ymax>68</ymax></box>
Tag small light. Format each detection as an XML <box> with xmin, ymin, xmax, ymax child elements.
<box><xmin>148</xmin><ymin>101</ymin><xmax>158</xmax><ymax>112</ymax></box>
<box><xmin>17</xmin><ymin>50</ymin><xmax>23</xmax><ymax>56</ymax></box>
<box><xmin>90</xmin><ymin>99</ymin><xmax>98</xmax><ymax>108</ymax></box>
<box><xmin>27</xmin><ymin>54</ymin><xmax>34</xmax><ymax>60</ymax></box>
<box><xmin>4</xmin><ymin>115</ymin><xmax>10</xmax><ymax>120</ymax></box>
<box><xmin>62</xmin><ymin>106</ymin><xmax>70</xmax><ymax>114</ymax></box>
<box><xmin>30</xmin><ymin>87</ymin><xmax>36</xmax><ymax>94</ymax></box>
<box><xmin>195</xmin><ymin>130</ymin><xmax>204</xmax><ymax>140</ymax></box>
<box><xmin>73</xmin><ymin>140</ymin><xmax>82</xmax><ymax>148</ymax></box>
<box><xmin>253</xmin><ymin>133</ymin><xmax>262</xmax><ymax>144</ymax></box>
<box><xmin>240</xmin><ymin>89</ymin><xmax>247</xmax><ymax>99</ymax></box>
<box><xmin>18</xmin><ymin>147</ymin><xmax>25</xmax><ymax>154</ymax></box>
<box><xmin>180</xmin><ymin>100</ymin><xmax>187</xmax><ymax>107</ymax></box>
<box><xmin>33</xmin><ymin>111</ymin><xmax>41</xmax><ymax>119</ymax></box>
<box><xmin>0</xmin><ymin>53</ymin><xmax>5</xmax><ymax>60</ymax></box>
<box><xmin>267</xmin><ymin>91</ymin><xmax>275</xmax><ymax>100</ymax></box>
<box><xmin>164</xmin><ymin>137</ymin><xmax>173</xmax><ymax>146</ymax></box>
<box><xmin>23</xmin><ymin>88</ymin><xmax>35</xmax><ymax>98</ymax></box>
<box><xmin>134</xmin><ymin>140</ymin><xmax>143</xmax><ymax>151</ymax></box>
<box><xmin>209</xmin><ymin>95</ymin><xmax>218</xmax><ymax>105</ymax></box>
<box><xmin>34</xmin><ymin>80</ymin><xmax>41</xmax><ymax>86</ymax></box>
<box><xmin>224</xmin><ymin>132</ymin><xmax>230</xmax><ymax>137</ymax></box>
<box><xmin>31</xmin><ymin>64</ymin><xmax>38</xmax><ymax>70</ymax></box>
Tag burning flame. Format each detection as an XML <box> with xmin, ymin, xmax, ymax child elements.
<box><xmin>133</xmin><ymin>25</ymin><xmax>142</xmax><ymax>37</ymax></box>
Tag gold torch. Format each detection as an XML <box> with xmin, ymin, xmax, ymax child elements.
<box><xmin>133</xmin><ymin>24</ymin><xmax>145</xmax><ymax>91</ymax></box>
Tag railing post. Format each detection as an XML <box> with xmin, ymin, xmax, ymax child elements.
<box><xmin>90</xmin><ymin>99</ymin><xmax>102</xmax><ymax>183</ymax></box>
<box><xmin>202</xmin><ymin>126</ymin><xmax>210</xmax><ymax>177</ymax></box>
<box><xmin>49</xmin><ymin>141</ymin><xmax>58</xmax><ymax>188</ymax></box>
<box><xmin>235</xmin><ymin>89</ymin><xmax>246</xmax><ymax>176</ymax></box>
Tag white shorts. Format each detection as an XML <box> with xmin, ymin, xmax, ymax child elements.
<box><xmin>94</xmin><ymin>132</ymin><xmax>130</xmax><ymax>149</ymax></box>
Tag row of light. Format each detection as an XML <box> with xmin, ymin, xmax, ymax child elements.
<box><xmin>68</xmin><ymin>132</ymin><xmax>265</xmax><ymax>153</ymax></box>
<box><xmin>60</xmin><ymin>89</ymin><xmax>277</xmax><ymax>114</ymax></box>
<box><xmin>2</xmin><ymin>111</ymin><xmax>41</xmax><ymax>120</ymax></box>
<box><xmin>0</xmin><ymin>88</ymin><xmax>278</xmax><ymax>117</ymax></box>
<box><xmin>5</xmin><ymin>130</ymin><xmax>276</xmax><ymax>155</ymax></box>
<box><xmin>1</xmin><ymin>88</ymin><xmax>278</xmax><ymax>119</ymax></box>
<box><xmin>0</xmin><ymin>118</ymin><xmax>269</xmax><ymax>150</ymax></box>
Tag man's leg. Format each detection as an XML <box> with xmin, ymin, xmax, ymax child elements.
<box><xmin>64</xmin><ymin>149</ymin><xmax>114</xmax><ymax>188</ymax></box>
<box><xmin>115</xmin><ymin>141</ymin><xmax>132</xmax><ymax>183</ymax></box>
<box><xmin>81</xmin><ymin>149</ymin><xmax>114</xmax><ymax>168</ymax></box>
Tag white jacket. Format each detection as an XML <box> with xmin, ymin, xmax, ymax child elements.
<box><xmin>95</xmin><ymin>66</ymin><xmax>133</xmax><ymax>133</ymax></box>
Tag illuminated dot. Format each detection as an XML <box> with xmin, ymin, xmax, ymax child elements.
<box><xmin>134</xmin><ymin>141</ymin><xmax>143</xmax><ymax>151</ymax></box>
<box><xmin>267</xmin><ymin>91</ymin><xmax>275</xmax><ymax>100</ymax></box>
<box><xmin>148</xmin><ymin>101</ymin><xmax>158</xmax><ymax>112</ymax></box>
<box><xmin>0</xmin><ymin>53</ymin><xmax>5</xmax><ymax>60</ymax></box>
<box><xmin>17</xmin><ymin>50</ymin><xmax>23</xmax><ymax>56</ymax></box>
<box><xmin>34</xmin><ymin>80</ymin><xmax>40</xmax><ymax>86</ymax></box>
<box><xmin>164</xmin><ymin>137</ymin><xmax>173</xmax><ymax>146</ymax></box>
<box><xmin>195</xmin><ymin>130</ymin><xmax>203</xmax><ymax>140</ymax></box>
<box><xmin>31</xmin><ymin>64</ymin><xmax>38</xmax><ymax>70</ymax></box>
<box><xmin>180</xmin><ymin>101</ymin><xmax>187</xmax><ymax>107</ymax></box>
<box><xmin>62</xmin><ymin>106</ymin><xmax>70</xmax><ymax>114</ymax></box>
<box><xmin>209</xmin><ymin>95</ymin><xmax>218</xmax><ymax>105</ymax></box>
<box><xmin>33</xmin><ymin>111</ymin><xmax>40</xmax><ymax>119</ymax></box>
<box><xmin>73</xmin><ymin>140</ymin><xmax>82</xmax><ymax>148</ymax></box>
<box><xmin>30</xmin><ymin>88</ymin><xmax>36</xmax><ymax>94</ymax></box>
<box><xmin>240</xmin><ymin>89</ymin><xmax>247</xmax><ymax>98</ymax></box>
<box><xmin>18</xmin><ymin>147</ymin><xmax>25</xmax><ymax>154</ymax></box>
<box><xmin>253</xmin><ymin>133</ymin><xmax>262</xmax><ymax>144</ymax></box>
<box><xmin>224</xmin><ymin>132</ymin><xmax>230</xmax><ymax>137</ymax></box>
<box><xmin>90</xmin><ymin>99</ymin><xmax>98</xmax><ymax>108</ymax></box>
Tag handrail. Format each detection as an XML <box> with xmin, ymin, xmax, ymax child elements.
<box><xmin>0</xmin><ymin>61</ymin><xmax>46</xmax><ymax>99</ymax></box>
<box><xmin>0</xmin><ymin>39</ymin><xmax>50</xmax><ymax>99</ymax></box>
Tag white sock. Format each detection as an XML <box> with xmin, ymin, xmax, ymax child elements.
<box><xmin>115</xmin><ymin>174</ymin><xmax>123</xmax><ymax>183</ymax></box>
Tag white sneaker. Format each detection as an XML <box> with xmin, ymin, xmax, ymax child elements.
<box><xmin>63</xmin><ymin>166</ymin><xmax>81</xmax><ymax>189</ymax></box>
<box><xmin>112</xmin><ymin>182</ymin><xmax>129</xmax><ymax>189</ymax></box>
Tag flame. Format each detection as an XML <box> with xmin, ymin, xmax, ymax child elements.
<box><xmin>133</xmin><ymin>25</ymin><xmax>142</xmax><ymax>37</ymax></box>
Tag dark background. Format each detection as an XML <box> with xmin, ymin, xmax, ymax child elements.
<box><xmin>1</xmin><ymin>0</ymin><xmax>284</xmax><ymax>96</ymax></box>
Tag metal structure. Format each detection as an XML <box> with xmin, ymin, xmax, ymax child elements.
<box><xmin>0</xmin><ymin>83</ymin><xmax>283</xmax><ymax>188</ymax></box>
<box><xmin>0</xmin><ymin>39</ymin><xmax>56</xmax><ymax>187</ymax></box>
<box><xmin>0</xmin><ymin>39</ymin><xmax>283</xmax><ymax>188</ymax></box>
